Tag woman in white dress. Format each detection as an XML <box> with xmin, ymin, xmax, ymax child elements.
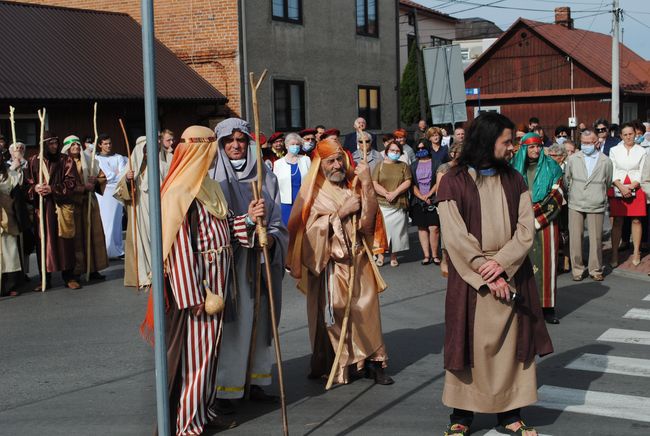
<box><xmin>95</xmin><ymin>134</ymin><xmax>128</xmax><ymax>258</ymax></box>
<box><xmin>0</xmin><ymin>160</ymin><xmax>24</xmax><ymax>296</ymax></box>
<box><xmin>273</xmin><ymin>132</ymin><xmax>311</xmax><ymax>225</ymax></box>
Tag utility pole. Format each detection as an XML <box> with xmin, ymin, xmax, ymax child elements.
<box><xmin>412</xmin><ymin>8</ymin><xmax>427</xmax><ymax>123</ymax></box>
<box><xmin>611</xmin><ymin>0</ymin><xmax>620</xmax><ymax>124</ymax></box>
<box><xmin>141</xmin><ymin>1</ymin><xmax>170</xmax><ymax>434</ymax></box>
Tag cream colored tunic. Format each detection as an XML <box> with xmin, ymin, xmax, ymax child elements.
<box><xmin>0</xmin><ymin>169</ymin><xmax>23</xmax><ymax>274</ymax></box>
<box><xmin>439</xmin><ymin>172</ymin><xmax>538</xmax><ymax>413</ymax></box>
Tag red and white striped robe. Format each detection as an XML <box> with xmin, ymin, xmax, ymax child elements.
<box><xmin>167</xmin><ymin>201</ymin><xmax>251</xmax><ymax>436</ymax></box>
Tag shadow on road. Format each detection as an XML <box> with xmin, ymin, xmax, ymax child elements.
<box><xmin>557</xmin><ymin>281</ymin><xmax>610</xmax><ymax>320</ymax></box>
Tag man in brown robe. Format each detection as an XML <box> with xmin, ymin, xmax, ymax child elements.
<box><xmin>287</xmin><ymin>138</ymin><xmax>393</xmax><ymax>386</ymax></box>
<box><xmin>26</xmin><ymin>132</ymin><xmax>81</xmax><ymax>290</ymax></box>
<box><xmin>436</xmin><ymin>113</ymin><xmax>553</xmax><ymax>436</ymax></box>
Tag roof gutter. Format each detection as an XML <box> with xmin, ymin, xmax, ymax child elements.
<box><xmin>239</xmin><ymin>0</ymin><xmax>250</xmax><ymax>120</ymax></box>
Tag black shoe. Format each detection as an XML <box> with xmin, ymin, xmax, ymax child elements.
<box><xmin>365</xmin><ymin>361</ymin><xmax>394</xmax><ymax>385</ymax></box>
<box><xmin>89</xmin><ymin>272</ymin><xmax>106</xmax><ymax>281</ymax></box>
<box><xmin>543</xmin><ymin>308</ymin><xmax>560</xmax><ymax>324</ymax></box>
<box><xmin>205</xmin><ymin>415</ymin><xmax>238</xmax><ymax>430</ymax></box>
<box><xmin>249</xmin><ymin>385</ymin><xmax>279</xmax><ymax>403</ymax></box>
<box><xmin>214</xmin><ymin>399</ymin><xmax>235</xmax><ymax>415</ymax></box>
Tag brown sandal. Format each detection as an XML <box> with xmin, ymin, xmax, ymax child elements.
<box><xmin>444</xmin><ymin>423</ymin><xmax>470</xmax><ymax>436</ymax></box>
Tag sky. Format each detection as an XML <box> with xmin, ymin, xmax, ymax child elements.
<box><xmin>420</xmin><ymin>0</ymin><xmax>650</xmax><ymax>59</ymax></box>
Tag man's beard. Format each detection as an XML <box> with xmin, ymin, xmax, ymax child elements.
<box><xmin>324</xmin><ymin>168</ymin><xmax>346</xmax><ymax>184</ymax></box>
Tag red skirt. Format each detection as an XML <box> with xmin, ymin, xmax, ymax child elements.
<box><xmin>609</xmin><ymin>176</ymin><xmax>647</xmax><ymax>217</ymax></box>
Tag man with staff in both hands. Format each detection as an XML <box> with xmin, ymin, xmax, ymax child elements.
<box><xmin>287</xmin><ymin>137</ymin><xmax>394</xmax><ymax>386</ymax></box>
<box><xmin>26</xmin><ymin>132</ymin><xmax>81</xmax><ymax>291</ymax></box>
<box><xmin>140</xmin><ymin>126</ymin><xmax>265</xmax><ymax>435</ymax></box>
<box><xmin>210</xmin><ymin>118</ymin><xmax>289</xmax><ymax>412</ymax></box>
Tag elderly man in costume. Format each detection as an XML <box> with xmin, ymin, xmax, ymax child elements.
<box><xmin>61</xmin><ymin>135</ymin><xmax>109</xmax><ymax>282</ymax></box>
<box><xmin>512</xmin><ymin>132</ymin><xmax>564</xmax><ymax>325</ymax></box>
<box><xmin>114</xmin><ymin>136</ymin><xmax>172</xmax><ymax>289</ymax></box>
<box><xmin>0</xmin><ymin>157</ymin><xmax>25</xmax><ymax>296</ymax></box>
<box><xmin>436</xmin><ymin>113</ymin><xmax>553</xmax><ymax>436</ymax></box>
<box><xmin>26</xmin><ymin>132</ymin><xmax>81</xmax><ymax>290</ymax></box>
<box><xmin>140</xmin><ymin>126</ymin><xmax>265</xmax><ymax>435</ymax></box>
<box><xmin>287</xmin><ymin>137</ymin><xmax>393</xmax><ymax>386</ymax></box>
<box><xmin>211</xmin><ymin>118</ymin><xmax>288</xmax><ymax>412</ymax></box>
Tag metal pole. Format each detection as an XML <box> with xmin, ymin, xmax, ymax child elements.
<box><xmin>141</xmin><ymin>1</ymin><xmax>170</xmax><ymax>434</ymax></box>
<box><xmin>412</xmin><ymin>8</ymin><xmax>427</xmax><ymax>123</ymax></box>
<box><xmin>611</xmin><ymin>0</ymin><xmax>620</xmax><ymax>124</ymax></box>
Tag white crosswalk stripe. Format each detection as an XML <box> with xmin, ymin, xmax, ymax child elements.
<box><xmin>597</xmin><ymin>328</ymin><xmax>650</xmax><ymax>345</ymax></box>
<box><xmin>623</xmin><ymin>308</ymin><xmax>650</xmax><ymax>321</ymax></box>
<box><xmin>537</xmin><ymin>386</ymin><xmax>650</xmax><ymax>423</ymax></box>
<box><xmin>643</xmin><ymin>294</ymin><xmax>650</xmax><ymax>301</ymax></box>
<box><xmin>566</xmin><ymin>353</ymin><xmax>650</xmax><ymax>378</ymax></box>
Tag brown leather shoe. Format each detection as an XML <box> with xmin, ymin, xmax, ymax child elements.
<box><xmin>66</xmin><ymin>280</ymin><xmax>82</xmax><ymax>290</ymax></box>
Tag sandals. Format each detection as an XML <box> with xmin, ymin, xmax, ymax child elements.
<box><xmin>421</xmin><ymin>258</ymin><xmax>432</xmax><ymax>265</ymax></box>
<box><xmin>500</xmin><ymin>420</ymin><xmax>537</xmax><ymax>435</ymax></box>
<box><xmin>433</xmin><ymin>257</ymin><xmax>442</xmax><ymax>265</ymax></box>
<box><xmin>444</xmin><ymin>423</ymin><xmax>470</xmax><ymax>436</ymax></box>
<box><xmin>376</xmin><ymin>257</ymin><xmax>384</xmax><ymax>267</ymax></box>
<box><xmin>390</xmin><ymin>259</ymin><xmax>399</xmax><ymax>267</ymax></box>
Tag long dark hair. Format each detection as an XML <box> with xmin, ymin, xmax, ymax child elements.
<box><xmin>458</xmin><ymin>112</ymin><xmax>514</xmax><ymax>173</ymax></box>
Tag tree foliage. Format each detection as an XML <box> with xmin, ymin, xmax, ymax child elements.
<box><xmin>400</xmin><ymin>44</ymin><xmax>430</xmax><ymax>126</ymax></box>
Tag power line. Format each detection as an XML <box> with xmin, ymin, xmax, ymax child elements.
<box><xmin>429</xmin><ymin>0</ymin><xmax>608</xmax><ymax>14</ymax></box>
<box><xmin>624</xmin><ymin>11</ymin><xmax>650</xmax><ymax>30</ymax></box>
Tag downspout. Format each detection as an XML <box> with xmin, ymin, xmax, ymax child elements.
<box><xmin>395</xmin><ymin>0</ymin><xmax>401</xmax><ymax>128</ymax></box>
<box><xmin>238</xmin><ymin>0</ymin><xmax>250</xmax><ymax>120</ymax></box>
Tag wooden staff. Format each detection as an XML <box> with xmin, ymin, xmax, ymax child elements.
<box><xmin>85</xmin><ymin>102</ymin><xmax>98</xmax><ymax>282</ymax></box>
<box><xmin>37</xmin><ymin>108</ymin><xmax>47</xmax><ymax>292</ymax></box>
<box><xmin>118</xmin><ymin>119</ymin><xmax>139</xmax><ymax>289</ymax></box>
<box><xmin>3</xmin><ymin>105</ymin><xmax>18</xmax><ymax>294</ymax></box>
<box><xmin>325</xmin><ymin>128</ymin><xmax>367</xmax><ymax>390</ymax></box>
<box><xmin>247</xmin><ymin>70</ymin><xmax>289</xmax><ymax>436</ymax></box>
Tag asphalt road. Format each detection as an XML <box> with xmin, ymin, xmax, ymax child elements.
<box><xmin>1</xmin><ymin>241</ymin><xmax>650</xmax><ymax>436</ymax></box>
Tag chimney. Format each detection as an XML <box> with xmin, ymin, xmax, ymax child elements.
<box><xmin>555</xmin><ymin>7</ymin><xmax>574</xmax><ymax>29</ymax></box>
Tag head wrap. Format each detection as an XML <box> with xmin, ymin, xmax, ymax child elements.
<box><xmin>511</xmin><ymin>133</ymin><xmax>563</xmax><ymax>203</ymax></box>
<box><xmin>61</xmin><ymin>134</ymin><xmax>98</xmax><ymax>182</ymax></box>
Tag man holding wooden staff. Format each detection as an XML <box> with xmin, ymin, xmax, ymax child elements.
<box><xmin>26</xmin><ymin>132</ymin><xmax>80</xmax><ymax>290</ymax></box>
<box><xmin>286</xmin><ymin>137</ymin><xmax>394</xmax><ymax>386</ymax></box>
<box><xmin>211</xmin><ymin>118</ymin><xmax>288</xmax><ymax>412</ymax></box>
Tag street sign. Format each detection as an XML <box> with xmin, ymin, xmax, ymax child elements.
<box><xmin>465</xmin><ymin>88</ymin><xmax>480</xmax><ymax>95</ymax></box>
<box><xmin>422</xmin><ymin>44</ymin><xmax>468</xmax><ymax>125</ymax></box>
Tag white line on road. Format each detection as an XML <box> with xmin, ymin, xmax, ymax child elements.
<box><xmin>566</xmin><ymin>353</ymin><xmax>650</xmax><ymax>377</ymax></box>
<box><xmin>597</xmin><ymin>328</ymin><xmax>650</xmax><ymax>345</ymax></box>
<box><xmin>537</xmin><ymin>386</ymin><xmax>650</xmax><ymax>423</ymax></box>
<box><xmin>643</xmin><ymin>294</ymin><xmax>650</xmax><ymax>301</ymax></box>
<box><xmin>623</xmin><ymin>308</ymin><xmax>650</xmax><ymax>321</ymax></box>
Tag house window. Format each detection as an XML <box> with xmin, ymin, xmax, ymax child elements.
<box><xmin>358</xmin><ymin>86</ymin><xmax>381</xmax><ymax>130</ymax></box>
<box><xmin>356</xmin><ymin>0</ymin><xmax>378</xmax><ymax>37</ymax></box>
<box><xmin>431</xmin><ymin>36</ymin><xmax>451</xmax><ymax>47</ymax></box>
<box><xmin>0</xmin><ymin>114</ymin><xmax>41</xmax><ymax>148</ymax></box>
<box><xmin>272</xmin><ymin>0</ymin><xmax>302</xmax><ymax>23</ymax></box>
<box><xmin>461</xmin><ymin>48</ymin><xmax>470</xmax><ymax>61</ymax></box>
<box><xmin>274</xmin><ymin>80</ymin><xmax>305</xmax><ymax>131</ymax></box>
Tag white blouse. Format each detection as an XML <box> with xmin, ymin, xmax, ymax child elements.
<box><xmin>609</xmin><ymin>143</ymin><xmax>646</xmax><ymax>184</ymax></box>
<box><xmin>273</xmin><ymin>155</ymin><xmax>311</xmax><ymax>204</ymax></box>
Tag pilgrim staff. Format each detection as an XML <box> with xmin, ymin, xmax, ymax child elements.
<box><xmin>118</xmin><ymin>119</ymin><xmax>139</xmax><ymax>290</ymax></box>
<box><xmin>85</xmin><ymin>102</ymin><xmax>98</xmax><ymax>282</ymax></box>
<box><xmin>37</xmin><ymin>108</ymin><xmax>47</xmax><ymax>292</ymax></box>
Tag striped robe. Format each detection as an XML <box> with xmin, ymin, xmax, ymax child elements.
<box><xmin>166</xmin><ymin>201</ymin><xmax>250</xmax><ymax>436</ymax></box>
<box><xmin>529</xmin><ymin>180</ymin><xmax>564</xmax><ymax>309</ymax></box>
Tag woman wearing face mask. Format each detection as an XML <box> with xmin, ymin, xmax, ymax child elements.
<box><xmin>372</xmin><ymin>142</ymin><xmax>412</xmax><ymax>267</ymax></box>
<box><xmin>410</xmin><ymin>140</ymin><xmax>442</xmax><ymax>265</ymax></box>
<box><xmin>298</xmin><ymin>128</ymin><xmax>318</xmax><ymax>159</ymax></box>
<box><xmin>352</xmin><ymin>131</ymin><xmax>383</xmax><ymax>172</ymax></box>
<box><xmin>554</xmin><ymin>125</ymin><xmax>570</xmax><ymax>146</ymax></box>
<box><xmin>273</xmin><ymin>132</ymin><xmax>311</xmax><ymax>225</ymax></box>
<box><xmin>609</xmin><ymin>122</ymin><xmax>647</xmax><ymax>266</ymax></box>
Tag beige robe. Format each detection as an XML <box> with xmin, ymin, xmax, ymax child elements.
<box><xmin>0</xmin><ymin>169</ymin><xmax>23</xmax><ymax>273</ymax></box>
<box><xmin>439</xmin><ymin>172</ymin><xmax>538</xmax><ymax>413</ymax></box>
<box><xmin>301</xmin><ymin>179</ymin><xmax>388</xmax><ymax>384</ymax></box>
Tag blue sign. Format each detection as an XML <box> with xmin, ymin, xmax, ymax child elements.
<box><xmin>465</xmin><ymin>88</ymin><xmax>480</xmax><ymax>95</ymax></box>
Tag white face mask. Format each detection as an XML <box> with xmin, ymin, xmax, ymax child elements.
<box><xmin>581</xmin><ymin>144</ymin><xmax>596</xmax><ymax>155</ymax></box>
<box><xmin>230</xmin><ymin>159</ymin><xmax>246</xmax><ymax>170</ymax></box>
<box><xmin>302</xmin><ymin>142</ymin><xmax>315</xmax><ymax>152</ymax></box>
<box><xmin>556</xmin><ymin>136</ymin><xmax>567</xmax><ymax>145</ymax></box>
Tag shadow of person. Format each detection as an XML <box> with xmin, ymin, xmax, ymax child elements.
<box><xmin>557</xmin><ymin>281</ymin><xmax>610</xmax><ymax>320</ymax></box>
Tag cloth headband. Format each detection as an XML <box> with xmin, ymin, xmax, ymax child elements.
<box><xmin>63</xmin><ymin>136</ymin><xmax>81</xmax><ymax>147</ymax></box>
<box><xmin>521</xmin><ymin>136</ymin><xmax>543</xmax><ymax>146</ymax></box>
<box><xmin>179</xmin><ymin>137</ymin><xmax>216</xmax><ymax>143</ymax></box>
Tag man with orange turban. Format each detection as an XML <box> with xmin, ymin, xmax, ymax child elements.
<box><xmin>287</xmin><ymin>137</ymin><xmax>394</xmax><ymax>386</ymax></box>
<box><xmin>140</xmin><ymin>126</ymin><xmax>265</xmax><ymax>435</ymax></box>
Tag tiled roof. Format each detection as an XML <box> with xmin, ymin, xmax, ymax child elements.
<box><xmin>0</xmin><ymin>1</ymin><xmax>227</xmax><ymax>102</ymax></box>
<box><xmin>399</xmin><ymin>0</ymin><xmax>458</xmax><ymax>22</ymax></box>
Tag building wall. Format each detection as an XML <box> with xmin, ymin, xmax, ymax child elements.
<box><xmin>244</xmin><ymin>0</ymin><xmax>399</xmax><ymax>135</ymax></box>
<box><xmin>17</xmin><ymin>0</ymin><xmax>242</xmax><ymax>116</ymax></box>
<box><xmin>398</xmin><ymin>6</ymin><xmax>456</xmax><ymax>76</ymax></box>
<box><xmin>455</xmin><ymin>38</ymin><xmax>497</xmax><ymax>68</ymax></box>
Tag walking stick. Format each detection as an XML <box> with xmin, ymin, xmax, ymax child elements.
<box><xmin>37</xmin><ymin>108</ymin><xmax>47</xmax><ymax>292</ymax></box>
<box><xmin>248</xmin><ymin>70</ymin><xmax>289</xmax><ymax>436</ymax></box>
<box><xmin>118</xmin><ymin>119</ymin><xmax>140</xmax><ymax>290</ymax></box>
<box><xmin>3</xmin><ymin>105</ymin><xmax>18</xmax><ymax>293</ymax></box>
<box><xmin>325</xmin><ymin>129</ymin><xmax>366</xmax><ymax>390</ymax></box>
<box><xmin>85</xmin><ymin>102</ymin><xmax>98</xmax><ymax>282</ymax></box>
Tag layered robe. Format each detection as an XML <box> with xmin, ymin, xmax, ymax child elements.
<box><xmin>300</xmin><ymin>178</ymin><xmax>388</xmax><ymax>384</ymax></box>
<box><xmin>0</xmin><ymin>169</ymin><xmax>23</xmax><ymax>281</ymax></box>
<box><xmin>26</xmin><ymin>153</ymin><xmax>78</xmax><ymax>273</ymax></box>
<box><xmin>212</xmin><ymin>147</ymin><xmax>288</xmax><ymax>399</ymax></box>
<box><xmin>96</xmin><ymin>153</ymin><xmax>128</xmax><ymax>258</ymax></box>
<box><xmin>69</xmin><ymin>154</ymin><xmax>109</xmax><ymax>276</ymax></box>
<box><xmin>164</xmin><ymin>193</ymin><xmax>251</xmax><ymax>436</ymax></box>
<box><xmin>436</xmin><ymin>166</ymin><xmax>553</xmax><ymax>413</ymax></box>
<box><xmin>114</xmin><ymin>145</ymin><xmax>171</xmax><ymax>288</ymax></box>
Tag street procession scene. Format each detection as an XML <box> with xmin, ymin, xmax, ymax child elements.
<box><xmin>1</xmin><ymin>0</ymin><xmax>650</xmax><ymax>435</ymax></box>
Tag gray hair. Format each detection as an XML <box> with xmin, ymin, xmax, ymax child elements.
<box><xmin>284</xmin><ymin>132</ymin><xmax>303</xmax><ymax>146</ymax></box>
<box><xmin>9</xmin><ymin>142</ymin><xmax>25</xmax><ymax>152</ymax></box>
<box><xmin>581</xmin><ymin>129</ymin><xmax>597</xmax><ymax>138</ymax></box>
<box><xmin>358</xmin><ymin>131</ymin><xmax>372</xmax><ymax>141</ymax></box>
<box><xmin>547</xmin><ymin>143</ymin><xmax>567</xmax><ymax>158</ymax></box>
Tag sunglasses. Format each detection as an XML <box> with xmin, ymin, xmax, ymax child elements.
<box><xmin>595</xmin><ymin>128</ymin><xmax>607</xmax><ymax>133</ymax></box>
